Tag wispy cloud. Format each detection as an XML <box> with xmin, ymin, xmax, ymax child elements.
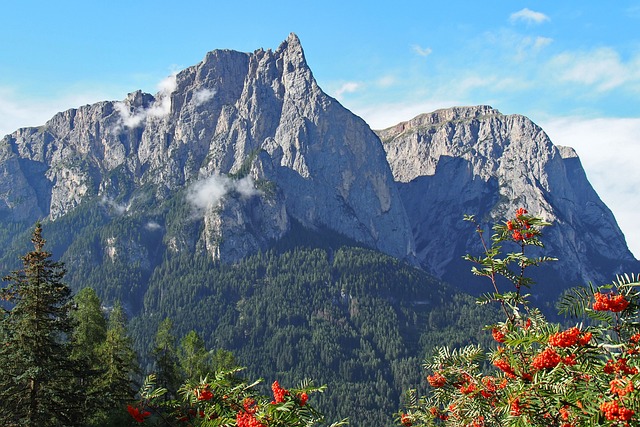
<box><xmin>412</xmin><ymin>44</ymin><xmax>432</xmax><ymax>57</ymax></box>
<box><xmin>144</xmin><ymin>221</ymin><xmax>162</xmax><ymax>231</ymax></box>
<box><xmin>193</xmin><ymin>88</ymin><xmax>216</xmax><ymax>106</ymax></box>
<box><xmin>334</xmin><ymin>82</ymin><xmax>361</xmax><ymax>99</ymax></box>
<box><xmin>186</xmin><ymin>174</ymin><xmax>261</xmax><ymax>217</ymax></box>
<box><xmin>533</xmin><ymin>36</ymin><xmax>553</xmax><ymax>50</ymax></box>
<box><xmin>509</xmin><ymin>8</ymin><xmax>550</xmax><ymax>25</ymax></box>
<box><xmin>376</xmin><ymin>75</ymin><xmax>396</xmax><ymax>88</ymax></box>
<box><xmin>114</xmin><ymin>73</ymin><xmax>178</xmax><ymax>130</ymax></box>
<box><xmin>100</xmin><ymin>196</ymin><xmax>129</xmax><ymax>215</ymax></box>
<box><xmin>547</xmin><ymin>48</ymin><xmax>640</xmax><ymax>92</ymax></box>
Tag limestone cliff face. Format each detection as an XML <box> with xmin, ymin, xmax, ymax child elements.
<box><xmin>0</xmin><ymin>34</ymin><xmax>414</xmax><ymax>263</ymax></box>
<box><xmin>378</xmin><ymin>106</ymin><xmax>638</xmax><ymax>292</ymax></box>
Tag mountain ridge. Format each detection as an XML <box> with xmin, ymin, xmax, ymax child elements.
<box><xmin>0</xmin><ymin>34</ymin><xmax>636</xmax><ymax>301</ymax></box>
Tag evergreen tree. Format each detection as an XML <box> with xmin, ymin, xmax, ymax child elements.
<box><xmin>71</xmin><ymin>287</ymin><xmax>108</xmax><ymax>425</ymax></box>
<box><xmin>210</xmin><ymin>348</ymin><xmax>238</xmax><ymax>372</ymax></box>
<box><xmin>0</xmin><ymin>223</ymin><xmax>87</xmax><ymax>426</ymax></box>
<box><xmin>151</xmin><ymin>317</ymin><xmax>182</xmax><ymax>398</ymax></box>
<box><xmin>179</xmin><ymin>330</ymin><xmax>209</xmax><ymax>380</ymax></box>
<box><xmin>71</xmin><ymin>287</ymin><xmax>107</xmax><ymax>365</ymax></box>
<box><xmin>97</xmin><ymin>301</ymin><xmax>139</xmax><ymax>413</ymax></box>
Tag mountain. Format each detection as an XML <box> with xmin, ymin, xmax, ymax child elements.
<box><xmin>0</xmin><ymin>34</ymin><xmax>638</xmax><ymax>426</ymax></box>
<box><xmin>0</xmin><ymin>33</ymin><xmax>413</xmax><ymax>267</ymax></box>
<box><xmin>378</xmin><ymin>106</ymin><xmax>639</xmax><ymax>298</ymax></box>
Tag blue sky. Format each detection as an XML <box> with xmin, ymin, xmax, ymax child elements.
<box><xmin>1</xmin><ymin>1</ymin><xmax>640</xmax><ymax>256</ymax></box>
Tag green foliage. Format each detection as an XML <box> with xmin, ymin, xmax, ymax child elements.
<box><xmin>179</xmin><ymin>330</ymin><xmax>211</xmax><ymax>380</ymax></box>
<box><xmin>152</xmin><ymin>318</ymin><xmax>182</xmax><ymax>398</ymax></box>
<box><xmin>125</xmin><ymin>242</ymin><xmax>498</xmax><ymax>427</ymax></box>
<box><xmin>0</xmin><ymin>203</ymin><xmax>502</xmax><ymax>427</ymax></box>
<box><xmin>128</xmin><ymin>369</ymin><xmax>347</xmax><ymax>427</ymax></box>
<box><xmin>96</xmin><ymin>301</ymin><xmax>140</xmax><ymax>414</ymax></box>
<box><xmin>0</xmin><ymin>224</ymin><xmax>88</xmax><ymax>426</ymax></box>
<box><xmin>400</xmin><ymin>209</ymin><xmax>640</xmax><ymax>427</ymax></box>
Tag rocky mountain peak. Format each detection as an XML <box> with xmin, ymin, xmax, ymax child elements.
<box><xmin>0</xmin><ymin>34</ymin><xmax>415</xmax><ymax>264</ymax></box>
<box><xmin>380</xmin><ymin>106</ymin><xmax>638</xmax><ymax>295</ymax></box>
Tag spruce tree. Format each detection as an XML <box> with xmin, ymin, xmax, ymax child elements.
<box><xmin>179</xmin><ymin>330</ymin><xmax>210</xmax><ymax>380</ymax></box>
<box><xmin>71</xmin><ymin>287</ymin><xmax>108</xmax><ymax>424</ymax></box>
<box><xmin>152</xmin><ymin>317</ymin><xmax>182</xmax><ymax>398</ymax></box>
<box><xmin>0</xmin><ymin>223</ymin><xmax>87</xmax><ymax>426</ymax></box>
<box><xmin>97</xmin><ymin>301</ymin><xmax>138</xmax><ymax>409</ymax></box>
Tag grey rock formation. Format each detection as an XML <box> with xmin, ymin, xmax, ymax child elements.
<box><xmin>379</xmin><ymin>106</ymin><xmax>638</xmax><ymax>295</ymax></box>
<box><xmin>0</xmin><ymin>33</ymin><xmax>414</xmax><ymax>263</ymax></box>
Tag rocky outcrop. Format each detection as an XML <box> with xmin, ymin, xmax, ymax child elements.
<box><xmin>379</xmin><ymin>106</ymin><xmax>638</xmax><ymax>294</ymax></box>
<box><xmin>0</xmin><ymin>34</ymin><xmax>414</xmax><ymax>263</ymax></box>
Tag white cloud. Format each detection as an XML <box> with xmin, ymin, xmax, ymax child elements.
<box><xmin>113</xmin><ymin>102</ymin><xmax>146</xmax><ymax>128</ymax></box>
<box><xmin>101</xmin><ymin>196</ymin><xmax>128</xmax><ymax>215</ymax></box>
<box><xmin>548</xmin><ymin>48</ymin><xmax>639</xmax><ymax>92</ymax></box>
<box><xmin>147</xmin><ymin>73</ymin><xmax>177</xmax><ymax>118</ymax></box>
<box><xmin>533</xmin><ymin>36</ymin><xmax>553</xmax><ymax>50</ymax></box>
<box><xmin>376</xmin><ymin>75</ymin><xmax>396</xmax><ymax>88</ymax></box>
<box><xmin>193</xmin><ymin>88</ymin><xmax>216</xmax><ymax>106</ymax></box>
<box><xmin>412</xmin><ymin>45</ymin><xmax>432</xmax><ymax>57</ymax></box>
<box><xmin>144</xmin><ymin>221</ymin><xmax>162</xmax><ymax>231</ymax></box>
<box><xmin>186</xmin><ymin>174</ymin><xmax>261</xmax><ymax>216</ymax></box>
<box><xmin>541</xmin><ymin>116</ymin><xmax>640</xmax><ymax>258</ymax></box>
<box><xmin>509</xmin><ymin>8</ymin><xmax>550</xmax><ymax>24</ymax></box>
<box><xmin>334</xmin><ymin>82</ymin><xmax>361</xmax><ymax>100</ymax></box>
<box><xmin>114</xmin><ymin>73</ymin><xmax>178</xmax><ymax>130</ymax></box>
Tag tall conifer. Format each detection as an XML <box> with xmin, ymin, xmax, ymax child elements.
<box><xmin>0</xmin><ymin>223</ymin><xmax>86</xmax><ymax>426</ymax></box>
<box><xmin>152</xmin><ymin>317</ymin><xmax>182</xmax><ymax>398</ymax></box>
<box><xmin>97</xmin><ymin>301</ymin><xmax>138</xmax><ymax>408</ymax></box>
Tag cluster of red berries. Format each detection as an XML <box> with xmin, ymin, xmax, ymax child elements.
<box><xmin>593</xmin><ymin>292</ymin><xmax>630</xmax><ymax>312</ymax></box>
<box><xmin>427</xmin><ymin>372</ymin><xmax>447</xmax><ymax>387</ymax></box>
<box><xmin>127</xmin><ymin>405</ymin><xmax>151</xmax><ymax>423</ymax></box>
<box><xmin>271</xmin><ymin>381</ymin><xmax>289</xmax><ymax>404</ymax></box>
<box><xmin>400</xmin><ymin>413</ymin><xmax>412</xmax><ymax>426</ymax></box>
<box><xmin>457</xmin><ymin>374</ymin><xmax>477</xmax><ymax>395</ymax></box>
<box><xmin>506</xmin><ymin>208</ymin><xmax>535</xmax><ymax>241</ymax></box>
<box><xmin>610</xmin><ymin>377</ymin><xmax>634</xmax><ymax>397</ymax></box>
<box><xmin>510</xmin><ymin>398</ymin><xmax>522</xmax><ymax>416</ymax></box>
<box><xmin>429</xmin><ymin>406</ymin><xmax>449</xmax><ymax>421</ymax></box>
<box><xmin>195</xmin><ymin>384</ymin><xmax>213</xmax><ymax>401</ymax></box>
<box><xmin>298</xmin><ymin>392</ymin><xmax>308</xmax><ymax>406</ymax></box>
<box><xmin>600</xmin><ymin>400</ymin><xmax>634</xmax><ymax>422</ymax></box>
<box><xmin>493</xmin><ymin>358</ymin><xmax>517</xmax><ymax>378</ymax></box>
<box><xmin>531</xmin><ymin>347</ymin><xmax>561</xmax><ymax>370</ymax></box>
<box><xmin>548</xmin><ymin>327</ymin><xmax>592</xmax><ymax>347</ymax></box>
<box><xmin>492</xmin><ymin>328</ymin><xmax>506</xmax><ymax>343</ymax></box>
<box><xmin>604</xmin><ymin>358</ymin><xmax>639</xmax><ymax>375</ymax></box>
<box><xmin>471</xmin><ymin>415</ymin><xmax>485</xmax><ymax>426</ymax></box>
<box><xmin>237</xmin><ymin>398</ymin><xmax>265</xmax><ymax>427</ymax></box>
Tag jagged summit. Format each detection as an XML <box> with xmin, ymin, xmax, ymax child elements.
<box><xmin>0</xmin><ymin>35</ymin><xmax>414</xmax><ymax>264</ymax></box>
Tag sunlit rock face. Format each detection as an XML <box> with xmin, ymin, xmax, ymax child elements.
<box><xmin>0</xmin><ymin>34</ymin><xmax>414</xmax><ymax>263</ymax></box>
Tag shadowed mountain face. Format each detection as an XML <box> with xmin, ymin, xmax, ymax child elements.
<box><xmin>378</xmin><ymin>106</ymin><xmax>638</xmax><ymax>298</ymax></box>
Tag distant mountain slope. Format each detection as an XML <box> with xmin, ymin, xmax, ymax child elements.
<box><xmin>378</xmin><ymin>106</ymin><xmax>639</xmax><ymax>298</ymax></box>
